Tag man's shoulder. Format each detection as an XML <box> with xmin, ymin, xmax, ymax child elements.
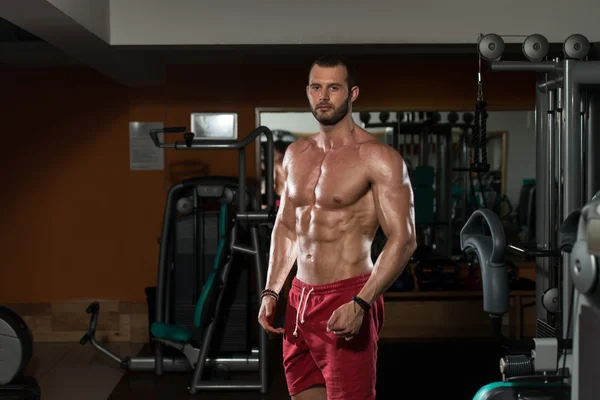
<box><xmin>285</xmin><ymin>137</ymin><xmax>314</xmax><ymax>158</ymax></box>
<box><xmin>281</xmin><ymin>137</ymin><xmax>314</xmax><ymax>168</ymax></box>
<box><xmin>358</xmin><ymin>139</ymin><xmax>404</xmax><ymax>167</ymax></box>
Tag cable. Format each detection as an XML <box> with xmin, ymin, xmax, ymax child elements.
<box><xmin>473</xmin><ymin>103</ymin><xmax>481</xmax><ymax>166</ymax></box>
<box><xmin>561</xmin><ymin>283</ymin><xmax>576</xmax><ymax>388</ymax></box>
<box><xmin>477</xmin><ymin>171</ymin><xmax>489</xmax><ymax>209</ymax></box>
<box><xmin>479</xmin><ymin>101</ymin><xmax>488</xmax><ymax>169</ymax></box>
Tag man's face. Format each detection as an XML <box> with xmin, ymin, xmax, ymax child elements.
<box><xmin>307</xmin><ymin>65</ymin><xmax>358</xmax><ymax>126</ymax></box>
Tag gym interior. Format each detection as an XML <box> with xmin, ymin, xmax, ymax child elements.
<box><xmin>1</xmin><ymin>3</ymin><xmax>600</xmax><ymax>400</ymax></box>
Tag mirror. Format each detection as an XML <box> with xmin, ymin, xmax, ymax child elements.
<box><xmin>255</xmin><ymin>108</ymin><xmax>534</xmax><ymax>259</ymax></box>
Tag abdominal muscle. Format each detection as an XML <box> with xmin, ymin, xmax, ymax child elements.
<box><xmin>293</xmin><ymin>203</ymin><xmax>377</xmax><ymax>285</ymax></box>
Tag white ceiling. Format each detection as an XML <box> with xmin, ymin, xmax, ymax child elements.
<box><xmin>1</xmin><ymin>0</ymin><xmax>598</xmax><ymax>86</ymax></box>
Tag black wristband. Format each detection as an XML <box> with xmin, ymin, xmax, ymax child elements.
<box><xmin>261</xmin><ymin>289</ymin><xmax>279</xmax><ymax>301</ymax></box>
<box><xmin>352</xmin><ymin>295</ymin><xmax>371</xmax><ymax>313</ymax></box>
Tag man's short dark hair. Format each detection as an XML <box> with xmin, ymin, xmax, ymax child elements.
<box><xmin>309</xmin><ymin>55</ymin><xmax>357</xmax><ymax>90</ymax></box>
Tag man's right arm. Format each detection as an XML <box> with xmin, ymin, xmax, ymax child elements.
<box><xmin>264</xmin><ymin>182</ymin><xmax>298</xmax><ymax>294</ymax></box>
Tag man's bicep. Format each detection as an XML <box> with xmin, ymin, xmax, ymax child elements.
<box><xmin>371</xmin><ymin>151</ymin><xmax>415</xmax><ymax>244</ymax></box>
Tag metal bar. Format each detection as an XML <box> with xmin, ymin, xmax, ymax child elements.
<box><xmin>572</xmin><ymin>61</ymin><xmax>600</xmax><ymax>85</ymax></box>
<box><xmin>263</xmin><ymin>131</ymin><xmax>274</xmax><ymax>209</ymax></box>
<box><xmin>588</xmin><ymin>91</ymin><xmax>600</xmax><ymax>200</ymax></box>
<box><xmin>126</xmin><ymin>355</ymin><xmax>260</xmax><ymax>372</ymax></box>
<box><xmin>236</xmin><ymin>211</ymin><xmax>276</xmax><ymax>224</ymax></box>
<box><xmin>581</xmin><ymin>92</ymin><xmax>587</xmax><ymax>203</ymax></box>
<box><xmin>175</xmin><ymin>127</ymin><xmax>271</xmax><ymax>150</ymax></box>
<box><xmin>154</xmin><ymin>182</ymin><xmax>183</xmax><ymax>375</ymax></box>
<box><xmin>508</xmin><ymin>244</ymin><xmax>561</xmax><ymax>258</ymax></box>
<box><xmin>88</xmin><ymin>336</ymin><xmax>122</xmax><ymax>365</ymax></box>
<box><xmin>488</xmin><ymin>61</ymin><xmax>557</xmax><ymax>73</ymax></box>
<box><xmin>189</xmin><ymin>225</ymin><xmax>239</xmax><ymax>392</ymax></box>
<box><xmin>435</xmin><ymin>129</ymin><xmax>452</xmax><ymax>258</ymax></box>
<box><xmin>535</xmin><ymin>78</ymin><xmax>550</xmax><ymax>324</ymax></box>
<box><xmin>547</xmin><ymin>89</ymin><xmax>558</xmax><ymax>291</ymax></box>
<box><xmin>556</xmin><ymin>84</ymin><xmax>563</xmax><ymax>226</ymax></box>
<box><xmin>126</xmin><ymin>356</ymin><xmax>191</xmax><ymax>372</ymax></box>
<box><xmin>239</xmin><ymin>148</ymin><xmax>246</xmax><ymax>212</ymax></box>
<box><xmin>562</xmin><ymin>59</ymin><xmax>582</xmax><ymax>341</ymax></box>
<box><xmin>538</xmin><ymin>77</ymin><xmax>564</xmax><ymax>92</ymax></box>
<box><xmin>461</xmin><ymin>131</ymin><xmax>469</xmax><ymax>224</ymax></box>
<box><xmin>250</xmin><ymin>226</ymin><xmax>269</xmax><ymax>394</ymax></box>
<box><xmin>194</xmin><ymin>382</ymin><xmax>264</xmax><ymax>391</ymax></box>
<box><xmin>152</xmin><ymin>126</ymin><xmax>275</xmax><ymax>209</ymax></box>
<box><xmin>193</xmin><ymin>186</ymin><xmax>199</xmax><ymax>314</ymax></box>
<box><xmin>232</xmin><ymin>244</ymin><xmax>256</xmax><ymax>256</ymax></box>
<box><xmin>555</xmin><ymin>82</ymin><xmax>564</xmax><ymax>337</ymax></box>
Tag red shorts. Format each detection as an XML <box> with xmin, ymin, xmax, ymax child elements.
<box><xmin>282</xmin><ymin>273</ymin><xmax>385</xmax><ymax>399</ymax></box>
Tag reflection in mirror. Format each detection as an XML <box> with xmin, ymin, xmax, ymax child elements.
<box><xmin>256</xmin><ymin>108</ymin><xmax>534</xmax><ymax>264</ymax></box>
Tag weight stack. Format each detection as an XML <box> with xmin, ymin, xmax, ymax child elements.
<box><xmin>173</xmin><ymin>210</ymin><xmax>249</xmax><ymax>355</ymax></box>
<box><xmin>536</xmin><ymin>319</ymin><xmax>556</xmax><ymax>339</ymax></box>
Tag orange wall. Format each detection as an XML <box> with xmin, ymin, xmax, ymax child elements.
<box><xmin>0</xmin><ymin>60</ymin><xmax>535</xmax><ymax>304</ymax></box>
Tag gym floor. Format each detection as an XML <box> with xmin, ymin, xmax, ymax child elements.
<box><xmin>26</xmin><ymin>337</ymin><xmax>504</xmax><ymax>399</ymax></box>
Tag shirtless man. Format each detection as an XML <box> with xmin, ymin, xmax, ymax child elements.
<box><xmin>258</xmin><ymin>55</ymin><xmax>417</xmax><ymax>400</ymax></box>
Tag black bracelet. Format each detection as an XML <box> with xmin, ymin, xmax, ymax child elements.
<box><xmin>261</xmin><ymin>289</ymin><xmax>279</xmax><ymax>301</ymax></box>
<box><xmin>352</xmin><ymin>295</ymin><xmax>371</xmax><ymax>313</ymax></box>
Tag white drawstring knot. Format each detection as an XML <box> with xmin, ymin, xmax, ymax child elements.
<box><xmin>293</xmin><ymin>287</ymin><xmax>314</xmax><ymax>337</ymax></box>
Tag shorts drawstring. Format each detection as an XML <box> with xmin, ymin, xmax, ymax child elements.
<box><xmin>293</xmin><ymin>286</ymin><xmax>314</xmax><ymax>337</ymax></box>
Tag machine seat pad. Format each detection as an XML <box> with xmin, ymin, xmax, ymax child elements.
<box><xmin>473</xmin><ymin>381</ymin><xmax>569</xmax><ymax>400</ymax></box>
<box><xmin>150</xmin><ymin>322</ymin><xmax>192</xmax><ymax>342</ymax></box>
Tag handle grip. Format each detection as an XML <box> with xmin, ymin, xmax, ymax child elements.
<box><xmin>79</xmin><ymin>301</ymin><xmax>100</xmax><ymax>346</ymax></box>
<box><xmin>460</xmin><ymin>209</ymin><xmax>509</xmax><ymax>315</ymax></box>
<box><xmin>149</xmin><ymin>126</ymin><xmax>187</xmax><ymax>148</ymax></box>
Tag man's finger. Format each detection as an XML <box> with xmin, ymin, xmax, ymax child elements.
<box><xmin>326</xmin><ymin>313</ymin><xmax>338</xmax><ymax>332</ymax></box>
<box><xmin>258</xmin><ymin>313</ymin><xmax>285</xmax><ymax>335</ymax></box>
<box><xmin>332</xmin><ymin>325</ymin><xmax>351</xmax><ymax>336</ymax></box>
<box><xmin>334</xmin><ymin>330</ymin><xmax>350</xmax><ymax>337</ymax></box>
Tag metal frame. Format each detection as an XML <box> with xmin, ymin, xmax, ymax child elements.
<box><xmin>465</xmin><ymin>32</ymin><xmax>600</xmax><ymax>400</ymax></box>
<box><xmin>153</xmin><ymin>126</ymin><xmax>274</xmax><ymax>394</ymax></box>
<box><xmin>491</xmin><ymin>59</ymin><xmax>600</xmax><ymax>342</ymax></box>
<box><xmin>80</xmin><ymin>126</ymin><xmax>276</xmax><ymax>396</ymax></box>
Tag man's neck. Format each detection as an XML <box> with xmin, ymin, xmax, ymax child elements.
<box><xmin>318</xmin><ymin>115</ymin><xmax>356</xmax><ymax>151</ymax></box>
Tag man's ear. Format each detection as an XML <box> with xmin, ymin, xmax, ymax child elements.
<box><xmin>350</xmin><ymin>86</ymin><xmax>360</xmax><ymax>103</ymax></box>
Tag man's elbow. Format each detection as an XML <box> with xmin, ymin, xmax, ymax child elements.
<box><xmin>403</xmin><ymin>236</ymin><xmax>417</xmax><ymax>257</ymax></box>
<box><xmin>408</xmin><ymin>237</ymin><xmax>417</xmax><ymax>256</ymax></box>
<box><xmin>388</xmin><ymin>233</ymin><xmax>417</xmax><ymax>256</ymax></box>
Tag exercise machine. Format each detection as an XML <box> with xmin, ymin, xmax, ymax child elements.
<box><xmin>359</xmin><ymin>111</ymin><xmax>462</xmax><ymax>260</ymax></box>
<box><xmin>0</xmin><ymin>306</ymin><xmax>41</xmax><ymax>399</ymax></box>
<box><xmin>80</xmin><ymin>126</ymin><xmax>276</xmax><ymax>395</ymax></box>
<box><xmin>459</xmin><ymin>32</ymin><xmax>600</xmax><ymax>399</ymax></box>
<box><xmin>461</xmin><ymin>209</ymin><xmax>571</xmax><ymax>399</ymax></box>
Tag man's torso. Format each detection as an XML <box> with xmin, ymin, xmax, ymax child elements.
<box><xmin>285</xmin><ymin>132</ymin><xmax>381</xmax><ymax>284</ymax></box>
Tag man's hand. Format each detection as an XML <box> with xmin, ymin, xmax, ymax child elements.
<box><xmin>258</xmin><ymin>296</ymin><xmax>285</xmax><ymax>336</ymax></box>
<box><xmin>326</xmin><ymin>301</ymin><xmax>365</xmax><ymax>340</ymax></box>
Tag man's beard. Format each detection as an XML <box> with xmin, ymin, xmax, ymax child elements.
<box><xmin>312</xmin><ymin>96</ymin><xmax>351</xmax><ymax>126</ymax></box>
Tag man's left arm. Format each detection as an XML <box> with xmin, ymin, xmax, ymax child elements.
<box><xmin>357</xmin><ymin>143</ymin><xmax>417</xmax><ymax>305</ymax></box>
